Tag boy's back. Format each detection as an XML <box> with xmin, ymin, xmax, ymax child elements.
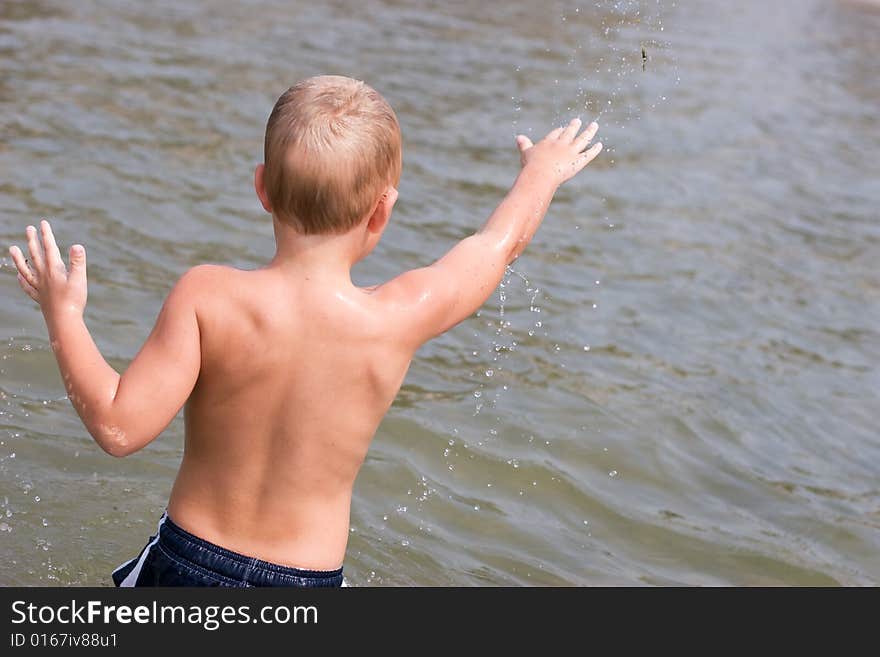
<box><xmin>171</xmin><ymin>263</ymin><xmax>413</xmax><ymax>570</ymax></box>
<box><xmin>9</xmin><ymin>75</ymin><xmax>601</xmax><ymax>585</ymax></box>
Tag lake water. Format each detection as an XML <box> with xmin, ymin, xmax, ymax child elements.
<box><xmin>1</xmin><ymin>0</ymin><xmax>878</xmax><ymax>585</ymax></box>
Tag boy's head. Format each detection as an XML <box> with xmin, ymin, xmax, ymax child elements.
<box><xmin>259</xmin><ymin>75</ymin><xmax>402</xmax><ymax>235</ymax></box>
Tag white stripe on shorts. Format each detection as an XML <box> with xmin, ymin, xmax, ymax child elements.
<box><xmin>118</xmin><ymin>512</ymin><xmax>167</xmax><ymax>587</ymax></box>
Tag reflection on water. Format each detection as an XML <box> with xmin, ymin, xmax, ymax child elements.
<box><xmin>1</xmin><ymin>0</ymin><xmax>878</xmax><ymax>585</ymax></box>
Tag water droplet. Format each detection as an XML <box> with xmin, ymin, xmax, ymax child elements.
<box><xmin>583</xmin><ymin>345</ymin><xmax>591</xmax><ymax>351</ymax></box>
<box><xmin>608</xmin><ymin>470</ymin><xmax>618</xmax><ymax>478</ymax></box>
<box><xmin>485</xmin><ymin>369</ymin><xmax>494</xmax><ymax>377</ymax></box>
<box><xmin>473</xmin><ymin>390</ymin><xmax>482</xmax><ymax>398</ymax></box>
<box><xmin>34</xmin><ymin>496</ymin><xmax>40</xmax><ymax>502</ymax></box>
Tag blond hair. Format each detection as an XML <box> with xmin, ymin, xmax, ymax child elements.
<box><xmin>263</xmin><ymin>76</ymin><xmax>402</xmax><ymax>234</ymax></box>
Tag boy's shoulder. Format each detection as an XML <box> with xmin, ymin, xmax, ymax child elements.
<box><xmin>166</xmin><ymin>264</ymin><xmax>253</xmax><ymax>316</ymax></box>
<box><xmin>170</xmin><ymin>263</ymin><xmax>236</xmax><ymax>295</ymax></box>
<box><xmin>180</xmin><ymin>262</ymin><xmax>240</xmax><ymax>282</ymax></box>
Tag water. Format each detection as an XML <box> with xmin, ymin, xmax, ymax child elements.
<box><xmin>1</xmin><ymin>0</ymin><xmax>878</xmax><ymax>585</ymax></box>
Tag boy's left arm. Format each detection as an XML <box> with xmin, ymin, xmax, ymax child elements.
<box><xmin>9</xmin><ymin>220</ymin><xmax>201</xmax><ymax>456</ymax></box>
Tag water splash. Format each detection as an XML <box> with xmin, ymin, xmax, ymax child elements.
<box><xmin>512</xmin><ymin>0</ymin><xmax>678</xmax><ymax>155</ymax></box>
<box><xmin>473</xmin><ymin>265</ymin><xmax>538</xmax><ymax>420</ymax></box>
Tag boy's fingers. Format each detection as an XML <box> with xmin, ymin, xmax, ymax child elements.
<box><xmin>25</xmin><ymin>225</ymin><xmax>45</xmax><ymax>272</ymax></box>
<box><xmin>516</xmin><ymin>135</ymin><xmax>534</xmax><ymax>152</ymax></box>
<box><xmin>8</xmin><ymin>245</ymin><xmax>37</xmax><ymax>286</ymax></box>
<box><xmin>546</xmin><ymin>126</ymin><xmax>565</xmax><ymax>140</ymax></box>
<box><xmin>576</xmin><ymin>142</ymin><xmax>604</xmax><ymax>168</ymax></box>
<box><xmin>40</xmin><ymin>220</ymin><xmax>64</xmax><ymax>270</ymax></box>
<box><xmin>68</xmin><ymin>244</ymin><xmax>87</xmax><ymax>282</ymax></box>
<box><xmin>560</xmin><ymin>117</ymin><xmax>582</xmax><ymax>141</ymax></box>
<box><xmin>574</xmin><ymin>122</ymin><xmax>599</xmax><ymax>151</ymax></box>
<box><xmin>17</xmin><ymin>273</ymin><xmax>39</xmax><ymax>302</ymax></box>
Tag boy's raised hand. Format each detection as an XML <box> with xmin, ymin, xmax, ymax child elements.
<box><xmin>9</xmin><ymin>218</ymin><xmax>201</xmax><ymax>457</ymax></box>
<box><xmin>9</xmin><ymin>220</ymin><xmax>88</xmax><ymax>318</ymax></box>
<box><xmin>375</xmin><ymin>117</ymin><xmax>603</xmax><ymax>349</ymax></box>
<box><xmin>516</xmin><ymin>118</ymin><xmax>602</xmax><ymax>185</ymax></box>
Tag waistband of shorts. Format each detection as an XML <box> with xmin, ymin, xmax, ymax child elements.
<box><xmin>161</xmin><ymin>513</ymin><xmax>344</xmax><ymax>580</ymax></box>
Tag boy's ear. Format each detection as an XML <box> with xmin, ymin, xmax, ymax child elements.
<box><xmin>254</xmin><ymin>164</ymin><xmax>272</xmax><ymax>213</ymax></box>
<box><xmin>366</xmin><ymin>186</ymin><xmax>398</xmax><ymax>234</ymax></box>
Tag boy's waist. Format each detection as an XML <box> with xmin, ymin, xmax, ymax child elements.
<box><xmin>167</xmin><ymin>460</ymin><xmax>354</xmax><ymax>568</ymax></box>
<box><xmin>160</xmin><ymin>512</ymin><xmax>344</xmax><ymax>584</ymax></box>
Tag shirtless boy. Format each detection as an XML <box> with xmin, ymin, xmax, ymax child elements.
<box><xmin>9</xmin><ymin>75</ymin><xmax>602</xmax><ymax>587</ymax></box>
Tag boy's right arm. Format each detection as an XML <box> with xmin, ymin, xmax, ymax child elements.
<box><xmin>375</xmin><ymin>118</ymin><xmax>601</xmax><ymax>348</ymax></box>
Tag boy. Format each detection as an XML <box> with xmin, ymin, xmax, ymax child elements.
<box><xmin>9</xmin><ymin>75</ymin><xmax>601</xmax><ymax>587</ymax></box>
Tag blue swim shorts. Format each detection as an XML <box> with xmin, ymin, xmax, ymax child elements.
<box><xmin>111</xmin><ymin>512</ymin><xmax>344</xmax><ymax>587</ymax></box>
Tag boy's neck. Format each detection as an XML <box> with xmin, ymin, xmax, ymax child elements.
<box><xmin>269</xmin><ymin>216</ymin><xmax>362</xmax><ymax>281</ymax></box>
